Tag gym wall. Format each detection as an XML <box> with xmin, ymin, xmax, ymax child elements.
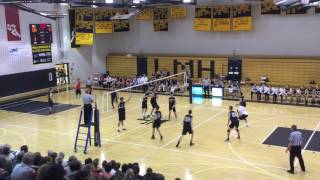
<box><xmin>106</xmin><ymin>55</ymin><xmax>320</xmax><ymax>86</ymax></box>
<box><xmin>0</xmin><ymin>5</ymin><xmax>58</xmax><ymax>98</ymax></box>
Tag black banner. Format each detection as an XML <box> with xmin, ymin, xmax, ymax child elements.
<box><xmin>32</xmin><ymin>44</ymin><xmax>52</xmax><ymax>64</ymax></box>
<box><xmin>195</xmin><ymin>6</ymin><xmax>212</xmax><ymax>18</ymax></box>
<box><xmin>153</xmin><ymin>8</ymin><xmax>169</xmax><ymax>32</ymax></box>
<box><xmin>68</xmin><ymin>9</ymin><xmax>79</xmax><ymax>48</ymax></box>
<box><xmin>112</xmin><ymin>9</ymin><xmax>130</xmax><ymax>32</ymax></box>
<box><xmin>261</xmin><ymin>0</ymin><xmax>281</xmax><ymax>15</ymax></box>
<box><xmin>315</xmin><ymin>7</ymin><xmax>320</xmax><ymax>14</ymax></box>
<box><xmin>113</xmin><ymin>19</ymin><xmax>130</xmax><ymax>32</ymax></box>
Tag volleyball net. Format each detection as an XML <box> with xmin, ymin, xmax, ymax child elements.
<box><xmin>101</xmin><ymin>72</ymin><xmax>188</xmax><ymax>113</ymax></box>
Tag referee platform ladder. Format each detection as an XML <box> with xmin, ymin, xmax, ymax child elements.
<box><xmin>74</xmin><ymin>105</ymin><xmax>101</xmax><ymax>154</ymax></box>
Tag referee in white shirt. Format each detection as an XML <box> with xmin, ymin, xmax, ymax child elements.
<box><xmin>286</xmin><ymin>124</ymin><xmax>306</xmax><ymax>174</ymax></box>
<box><xmin>83</xmin><ymin>90</ymin><xmax>94</xmax><ymax>124</ymax></box>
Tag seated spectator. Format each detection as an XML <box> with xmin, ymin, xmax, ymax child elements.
<box><xmin>67</xmin><ymin>160</ymin><xmax>81</xmax><ymax>180</ymax></box>
<box><xmin>11</xmin><ymin>152</ymin><xmax>36</xmax><ymax>180</ymax></box>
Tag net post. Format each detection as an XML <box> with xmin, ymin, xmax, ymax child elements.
<box><xmin>188</xmin><ymin>78</ymin><xmax>192</xmax><ymax>104</ymax></box>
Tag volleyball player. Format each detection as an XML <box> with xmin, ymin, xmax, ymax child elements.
<box><xmin>142</xmin><ymin>95</ymin><xmax>148</xmax><ymax>119</ymax></box>
<box><xmin>239</xmin><ymin>92</ymin><xmax>246</xmax><ymax>107</ymax></box>
<box><xmin>75</xmin><ymin>78</ymin><xmax>81</xmax><ymax>98</ymax></box>
<box><xmin>48</xmin><ymin>88</ymin><xmax>54</xmax><ymax>114</ymax></box>
<box><xmin>150</xmin><ymin>93</ymin><xmax>158</xmax><ymax>115</ymax></box>
<box><xmin>151</xmin><ymin>106</ymin><xmax>163</xmax><ymax>140</ymax></box>
<box><xmin>168</xmin><ymin>94</ymin><xmax>177</xmax><ymax>120</ymax></box>
<box><xmin>176</xmin><ymin>110</ymin><xmax>194</xmax><ymax>148</ymax></box>
<box><xmin>117</xmin><ymin>95</ymin><xmax>131</xmax><ymax>132</ymax></box>
<box><xmin>111</xmin><ymin>87</ymin><xmax>118</xmax><ymax>109</ymax></box>
<box><xmin>225</xmin><ymin>106</ymin><xmax>240</xmax><ymax>142</ymax></box>
<box><xmin>238</xmin><ymin>104</ymin><xmax>249</xmax><ymax>127</ymax></box>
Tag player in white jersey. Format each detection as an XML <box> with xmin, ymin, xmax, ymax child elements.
<box><xmin>238</xmin><ymin>105</ymin><xmax>249</xmax><ymax>127</ymax></box>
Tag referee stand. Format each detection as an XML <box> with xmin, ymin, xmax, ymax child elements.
<box><xmin>74</xmin><ymin>103</ymin><xmax>101</xmax><ymax>154</ymax></box>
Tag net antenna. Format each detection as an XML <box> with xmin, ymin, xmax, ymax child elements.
<box><xmin>102</xmin><ymin>72</ymin><xmax>187</xmax><ymax>112</ymax></box>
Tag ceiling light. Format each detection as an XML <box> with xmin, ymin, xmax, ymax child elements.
<box><xmin>105</xmin><ymin>0</ymin><xmax>113</xmax><ymax>3</ymax></box>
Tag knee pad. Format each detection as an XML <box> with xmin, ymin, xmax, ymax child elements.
<box><xmin>227</xmin><ymin>129</ymin><xmax>230</xmax><ymax>133</ymax></box>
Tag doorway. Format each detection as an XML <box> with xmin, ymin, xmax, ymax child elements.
<box><xmin>55</xmin><ymin>63</ymin><xmax>70</xmax><ymax>85</ymax></box>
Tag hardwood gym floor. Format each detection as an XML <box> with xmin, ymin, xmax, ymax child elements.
<box><xmin>0</xmin><ymin>89</ymin><xmax>319</xmax><ymax>180</ymax></box>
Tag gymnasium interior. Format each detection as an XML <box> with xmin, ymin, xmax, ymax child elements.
<box><xmin>0</xmin><ymin>0</ymin><xmax>320</xmax><ymax>179</ymax></box>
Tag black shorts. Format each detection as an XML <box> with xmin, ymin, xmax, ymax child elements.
<box><xmin>76</xmin><ymin>89</ymin><xmax>81</xmax><ymax>95</ymax></box>
<box><xmin>118</xmin><ymin>111</ymin><xmax>125</xmax><ymax>121</ymax></box>
<box><xmin>182</xmin><ymin>126</ymin><xmax>193</xmax><ymax>135</ymax></box>
<box><xmin>169</xmin><ymin>106</ymin><xmax>176</xmax><ymax>112</ymax></box>
<box><xmin>239</xmin><ymin>114</ymin><xmax>248</xmax><ymax>120</ymax></box>
<box><xmin>151</xmin><ymin>104</ymin><xmax>158</xmax><ymax>109</ymax></box>
<box><xmin>48</xmin><ymin>100</ymin><xmax>53</xmax><ymax>107</ymax></box>
<box><xmin>142</xmin><ymin>104</ymin><xmax>147</xmax><ymax>109</ymax></box>
<box><xmin>153</xmin><ymin>119</ymin><xmax>161</xmax><ymax>128</ymax></box>
<box><xmin>229</xmin><ymin>122</ymin><xmax>239</xmax><ymax>129</ymax></box>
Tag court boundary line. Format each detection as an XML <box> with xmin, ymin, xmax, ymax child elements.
<box><xmin>260</xmin><ymin>126</ymin><xmax>278</xmax><ymax>144</ymax></box>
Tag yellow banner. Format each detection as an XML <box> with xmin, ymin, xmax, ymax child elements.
<box><xmin>75</xmin><ymin>32</ymin><xmax>93</xmax><ymax>45</ymax></box>
<box><xmin>212</xmin><ymin>18</ymin><xmax>231</xmax><ymax>32</ymax></box>
<box><xmin>95</xmin><ymin>21</ymin><xmax>113</xmax><ymax>33</ymax></box>
<box><xmin>136</xmin><ymin>9</ymin><xmax>152</xmax><ymax>20</ymax></box>
<box><xmin>170</xmin><ymin>6</ymin><xmax>187</xmax><ymax>19</ymax></box>
<box><xmin>233</xmin><ymin>16</ymin><xmax>253</xmax><ymax>31</ymax></box>
<box><xmin>154</xmin><ymin>19</ymin><xmax>168</xmax><ymax>32</ymax></box>
<box><xmin>193</xmin><ymin>18</ymin><xmax>211</xmax><ymax>31</ymax></box>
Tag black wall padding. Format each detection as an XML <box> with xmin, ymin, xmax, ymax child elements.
<box><xmin>0</xmin><ymin>68</ymin><xmax>57</xmax><ymax>98</ymax></box>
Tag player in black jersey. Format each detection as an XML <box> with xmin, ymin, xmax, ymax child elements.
<box><xmin>117</xmin><ymin>96</ymin><xmax>131</xmax><ymax>132</ymax></box>
<box><xmin>111</xmin><ymin>87</ymin><xmax>118</xmax><ymax>109</ymax></box>
<box><xmin>141</xmin><ymin>95</ymin><xmax>148</xmax><ymax>119</ymax></box>
<box><xmin>225</xmin><ymin>106</ymin><xmax>240</xmax><ymax>142</ymax></box>
<box><xmin>176</xmin><ymin>110</ymin><xmax>194</xmax><ymax>148</ymax></box>
<box><xmin>150</xmin><ymin>93</ymin><xmax>158</xmax><ymax>115</ymax></box>
<box><xmin>151</xmin><ymin>106</ymin><xmax>163</xmax><ymax>140</ymax></box>
<box><xmin>238</xmin><ymin>92</ymin><xmax>246</xmax><ymax>107</ymax></box>
<box><xmin>169</xmin><ymin>94</ymin><xmax>177</xmax><ymax>120</ymax></box>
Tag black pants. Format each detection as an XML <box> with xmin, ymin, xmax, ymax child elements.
<box><xmin>250</xmin><ymin>92</ymin><xmax>254</xmax><ymax>100</ymax></box>
<box><xmin>273</xmin><ymin>95</ymin><xmax>277</xmax><ymax>102</ymax></box>
<box><xmin>203</xmin><ymin>86</ymin><xmax>210</xmax><ymax>98</ymax></box>
<box><xmin>257</xmin><ymin>92</ymin><xmax>261</xmax><ymax>100</ymax></box>
<box><xmin>84</xmin><ymin>104</ymin><xmax>93</xmax><ymax>124</ymax></box>
<box><xmin>290</xmin><ymin>146</ymin><xmax>305</xmax><ymax>172</ymax></box>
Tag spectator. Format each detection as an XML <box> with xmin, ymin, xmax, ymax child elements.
<box><xmin>11</xmin><ymin>152</ymin><xmax>36</xmax><ymax>180</ymax></box>
<box><xmin>67</xmin><ymin>160</ymin><xmax>81</xmax><ymax>180</ymax></box>
<box><xmin>101</xmin><ymin>162</ymin><xmax>113</xmax><ymax>180</ymax></box>
<box><xmin>0</xmin><ymin>155</ymin><xmax>10</xmax><ymax>180</ymax></box>
<box><xmin>1</xmin><ymin>145</ymin><xmax>13</xmax><ymax>174</ymax></box>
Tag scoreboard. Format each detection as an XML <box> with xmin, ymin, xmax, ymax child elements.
<box><xmin>29</xmin><ymin>24</ymin><xmax>52</xmax><ymax>45</ymax></box>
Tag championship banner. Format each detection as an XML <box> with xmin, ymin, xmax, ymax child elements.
<box><xmin>69</xmin><ymin>9</ymin><xmax>80</xmax><ymax>48</ymax></box>
<box><xmin>232</xmin><ymin>4</ymin><xmax>253</xmax><ymax>31</ymax></box>
<box><xmin>193</xmin><ymin>18</ymin><xmax>211</xmax><ymax>31</ymax></box>
<box><xmin>170</xmin><ymin>6</ymin><xmax>187</xmax><ymax>19</ymax></box>
<box><xmin>153</xmin><ymin>8</ymin><xmax>169</xmax><ymax>32</ymax></box>
<box><xmin>261</xmin><ymin>0</ymin><xmax>281</xmax><ymax>15</ymax></box>
<box><xmin>194</xmin><ymin>6</ymin><xmax>212</xmax><ymax>31</ymax></box>
<box><xmin>316</xmin><ymin>7</ymin><xmax>320</xmax><ymax>14</ymax></box>
<box><xmin>136</xmin><ymin>9</ymin><xmax>152</xmax><ymax>20</ymax></box>
<box><xmin>5</xmin><ymin>5</ymin><xmax>21</xmax><ymax>41</ymax></box>
<box><xmin>112</xmin><ymin>9</ymin><xmax>130</xmax><ymax>32</ymax></box>
<box><xmin>94</xmin><ymin>8</ymin><xmax>113</xmax><ymax>34</ymax></box>
<box><xmin>113</xmin><ymin>19</ymin><xmax>130</xmax><ymax>32</ymax></box>
<box><xmin>75</xmin><ymin>8</ymin><xmax>94</xmax><ymax>45</ymax></box>
<box><xmin>285</xmin><ymin>7</ymin><xmax>307</xmax><ymax>15</ymax></box>
<box><xmin>212</xmin><ymin>5</ymin><xmax>231</xmax><ymax>32</ymax></box>
<box><xmin>32</xmin><ymin>44</ymin><xmax>52</xmax><ymax>64</ymax></box>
